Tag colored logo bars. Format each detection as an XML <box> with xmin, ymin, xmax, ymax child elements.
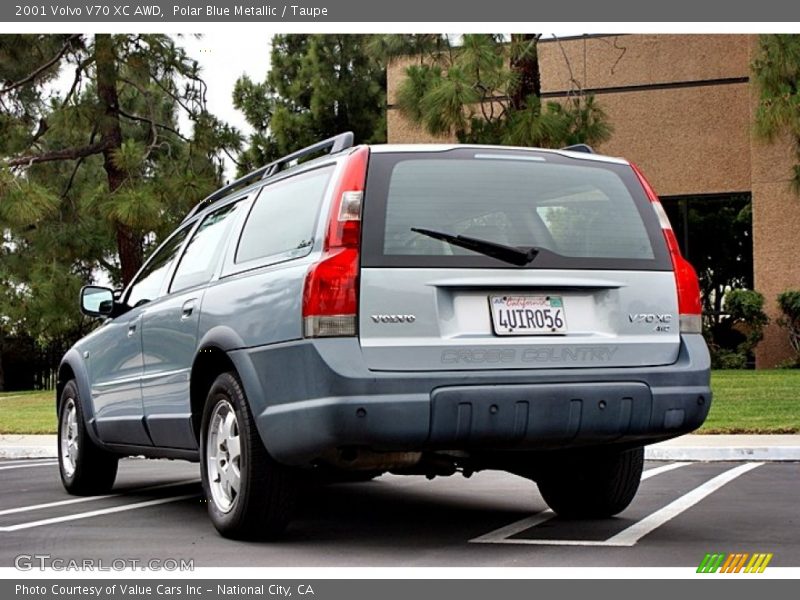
<box><xmin>697</xmin><ymin>553</ymin><xmax>773</xmax><ymax>573</ymax></box>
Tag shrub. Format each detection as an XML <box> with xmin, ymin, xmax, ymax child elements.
<box><xmin>713</xmin><ymin>349</ymin><xmax>748</xmax><ymax>370</ymax></box>
<box><xmin>777</xmin><ymin>290</ymin><xmax>800</xmax><ymax>365</ymax></box>
<box><xmin>725</xmin><ymin>289</ymin><xmax>770</xmax><ymax>347</ymax></box>
<box><xmin>708</xmin><ymin>289</ymin><xmax>769</xmax><ymax>369</ymax></box>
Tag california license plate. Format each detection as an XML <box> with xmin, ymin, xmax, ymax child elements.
<box><xmin>489</xmin><ymin>295</ymin><xmax>567</xmax><ymax>335</ymax></box>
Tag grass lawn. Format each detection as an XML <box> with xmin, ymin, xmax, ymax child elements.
<box><xmin>0</xmin><ymin>389</ymin><xmax>56</xmax><ymax>434</ymax></box>
<box><xmin>1</xmin><ymin>370</ymin><xmax>798</xmax><ymax>435</ymax></box>
<box><xmin>700</xmin><ymin>370</ymin><xmax>800</xmax><ymax>434</ymax></box>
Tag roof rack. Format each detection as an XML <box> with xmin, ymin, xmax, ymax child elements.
<box><xmin>561</xmin><ymin>143</ymin><xmax>594</xmax><ymax>154</ymax></box>
<box><xmin>182</xmin><ymin>131</ymin><xmax>355</xmax><ymax>223</ymax></box>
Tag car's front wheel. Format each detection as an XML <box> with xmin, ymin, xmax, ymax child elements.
<box><xmin>200</xmin><ymin>372</ymin><xmax>297</xmax><ymax>539</ymax></box>
<box><xmin>58</xmin><ymin>380</ymin><xmax>119</xmax><ymax>495</ymax></box>
<box><xmin>535</xmin><ymin>446</ymin><xmax>644</xmax><ymax>518</ymax></box>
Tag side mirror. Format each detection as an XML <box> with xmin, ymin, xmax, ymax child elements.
<box><xmin>80</xmin><ymin>286</ymin><xmax>115</xmax><ymax>318</ymax></box>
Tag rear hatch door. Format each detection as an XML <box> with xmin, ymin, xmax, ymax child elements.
<box><xmin>358</xmin><ymin>147</ymin><xmax>678</xmax><ymax>371</ymax></box>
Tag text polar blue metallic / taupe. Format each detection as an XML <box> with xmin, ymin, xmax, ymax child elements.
<box><xmin>4</xmin><ymin>0</ymin><xmax>800</xmax><ymax>22</ymax></box>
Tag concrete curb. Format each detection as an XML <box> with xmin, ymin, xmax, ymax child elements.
<box><xmin>645</xmin><ymin>434</ymin><xmax>800</xmax><ymax>462</ymax></box>
<box><xmin>0</xmin><ymin>447</ymin><xmax>57</xmax><ymax>459</ymax></box>
<box><xmin>1</xmin><ymin>434</ymin><xmax>799</xmax><ymax>462</ymax></box>
<box><xmin>645</xmin><ymin>446</ymin><xmax>800</xmax><ymax>461</ymax></box>
<box><xmin>0</xmin><ymin>435</ymin><xmax>57</xmax><ymax>459</ymax></box>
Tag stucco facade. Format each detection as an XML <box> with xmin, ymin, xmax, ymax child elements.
<box><xmin>386</xmin><ymin>34</ymin><xmax>800</xmax><ymax>367</ymax></box>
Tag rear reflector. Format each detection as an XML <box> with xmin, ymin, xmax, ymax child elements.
<box><xmin>302</xmin><ymin>146</ymin><xmax>369</xmax><ymax>338</ymax></box>
<box><xmin>631</xmin><ymin>163</ymin><xmax>703</xmax><ymax>334</ymax></box>
<box><xmin>304</xmin><ymin>314</ymin><xmax>358</xmax><ymax>338</ymax></box>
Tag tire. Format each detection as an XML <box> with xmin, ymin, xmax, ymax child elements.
<box><xmin>536</xmin><ymin>446</ymin><xmax>644</xmax><ymax>519</ymax></box>
<box><xmin>200</xmin><ymin>372</ymin><xmax>297</xmax><ymax>540</ymax></box>
<box><xmin>58</xmin><ymin>380</ymin><xmax>119</xmax><ymax>495</ymax></box>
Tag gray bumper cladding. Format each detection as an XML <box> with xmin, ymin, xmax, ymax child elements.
<box><xmin>236</xmin><ymin>335</ymin><xmax>711</xmax><ymax>466</ymax></box>
<box><xmin>430</xmin><ymin>382</ymin><xmax>671</xmax><ymax>449</ymax></box>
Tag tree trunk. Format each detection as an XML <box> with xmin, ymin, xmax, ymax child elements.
<box><xmin>510</xmin><ymin>34</ymin><xmax>542</xmax><ymax>111</ymax></box>
<box><xmin>95</xmin><ymin>34</ymin><xmax>142</xmax><ymax>286</ymax></box>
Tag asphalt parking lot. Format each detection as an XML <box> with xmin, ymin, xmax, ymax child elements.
<box><xmin>0</xmin><ymin>457</ymin><xmax>797</xmax><ymax>568</ymax></box>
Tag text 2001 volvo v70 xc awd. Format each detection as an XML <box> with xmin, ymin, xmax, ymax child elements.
<box><xmin>57</xmin><ymin>133</ymin><xmax>711</xmax><ymax>539</ymax></box>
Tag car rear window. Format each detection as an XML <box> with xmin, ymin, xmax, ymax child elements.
<box><xmin>361</xmin><ymin>149</ymin><xmax>671</xmax><ymax>270</ymax></box>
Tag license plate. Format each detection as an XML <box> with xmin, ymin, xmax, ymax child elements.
<box><xmin>489</xmin><ymin>295</ymin><xmax>567</xmax><ymax>335</ymax></box>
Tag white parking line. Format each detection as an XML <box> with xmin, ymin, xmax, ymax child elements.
<box><xmin>0</xmin><ymin>459</ymin><xmax>59</xmax><ymax>466</ymax></box>
<box><xmin>0</xmin><ymin>479</ymin><xmax>200</xmax><ymax>517</ymax></box>
<box><xmin>470</xmin><ymin>510</ymin><xmax>557</xmax><ymax>543</ymax></box>
<box><xmin>0</xmin><ymin>461</ymin><xmax>57</xmax><ymax>471</ymax></box>
<box><xmin>604</xmin><ymin>462</ymin><xmax>762</xmax><ymax>546</ymax></box>
<box><xmin>0</xmin><ymin>494</ymin><xmax>199</xmax><ymax>532</ymax></box>
<box><xmin>471</xmin><ymin>462</ymin><xmax>762</xmax><ymax>547</ymax></box>
<box><xmin>637</xmin><ymin>461</ymin><xmax>693</xmax><ymax>481</ymax></box>
<box><xmin>471</xmin><ymin>461</ymin><xmax>690</xmax><ymax>544</ymax></box>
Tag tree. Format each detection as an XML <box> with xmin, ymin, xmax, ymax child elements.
<box><xmin>753</xmin><ymin>34</ymin><xmax>800</xmax><ymax>192</ymax></box>
<box><xmin>233</xmin><ymin>34</ymin><xmax>386</xmax><ymax>171</ymax></box>
<box><xmin>390</xmin><ymin>34</ymin><xmax>612</xmax><ymax>147</ymax></box>
<box><xmin>0</xmin><ymin>34</ymin><xmax>240</xmax><ymax>387</ymax></box>
<box><xmin>1</xmin><ymin>34</ymin><xmax>240</xmax><ymax>285</ymax></box>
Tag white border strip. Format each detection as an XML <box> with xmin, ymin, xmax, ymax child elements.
<box><xmin>3</xmin><ymin>23</ymin><xmax>800</xmax><ymax>34</ymax></box>
<box><xmin>2</xmin><ymin>566</ymin><xmax>799</xmax><ymax>580</ymax></box>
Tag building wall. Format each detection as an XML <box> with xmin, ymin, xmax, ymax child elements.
<box><xmin>386</xmin><ymin>34</ymin><xmax>800</xmax><ymax>367</ymax></box>
<box><xmin>748</xmin><ymin>34</ymin><xmax>800</xmax><ymax>367</ymax></box>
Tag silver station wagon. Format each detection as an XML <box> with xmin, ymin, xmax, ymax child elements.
<box><xmin>57</xmin><ymin>133</ymin><xmax>711</xmax><ymax>539</ymax></box>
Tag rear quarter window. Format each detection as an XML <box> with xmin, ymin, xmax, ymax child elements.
<box><xmin>235</xmin><ymin>166</ymin><xmax>334</xmax><ymax>265</ymax></box>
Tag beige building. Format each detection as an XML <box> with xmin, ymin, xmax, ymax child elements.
<box><xmin>386</xmin><ymin>34</ymin><xmax>800</xmax><ymax>368</ymax></box>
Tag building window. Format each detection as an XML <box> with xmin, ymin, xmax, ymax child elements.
<box><xmin>661</xmin><ymin>192</ymin><xmax>753</xmax><ymax>349</ymax></box>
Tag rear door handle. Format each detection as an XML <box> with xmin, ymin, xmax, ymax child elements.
<box><xmin>181</xmin><ymin>299</ymin><xmax>196</xmax><ymax>320</ymax></box>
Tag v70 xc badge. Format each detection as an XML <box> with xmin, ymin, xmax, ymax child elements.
<box><xmin>628</xmin><ymin>313</ymin><xmax>672</xmax><ymax>323</ymax></box>
<box><xmin>628</xmin><ymin>313</ymin><xmax>672</xmax><ymax>332</ymax></box>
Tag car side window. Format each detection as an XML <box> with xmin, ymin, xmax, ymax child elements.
<box><xmin>125</xmin><ymin>227</ymin><xmax>190</xmax><ymax>308</ymax></box>
<box><xmin>235</xmin><ymin>166</ymin><xmax>333</xmax><ymax>264</ymax></box>
<box><xmin>170</xmin><ymin>201</ymin><xmax>242</xmax><ymax>294</ymax></box>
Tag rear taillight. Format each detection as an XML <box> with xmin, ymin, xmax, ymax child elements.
<box><xmin>302</xmin><ymin>146</ymin><xmax>369</xmax><ymax>337</ymax></box>
<box><xmin>631</xmin><ymin>163</ymin><xmax>703</xmax><ymax>334</ymax></box>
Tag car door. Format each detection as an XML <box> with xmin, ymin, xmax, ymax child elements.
<box><xmin>87</xmin><ymin>226</ymin><xmax>191</xmax><ymax>446</ymax></box>
<box><xmin>140</xmin><ymin>200</ymin><xmax>246</xmax><ymax>449</ymax></box>
<box><xmin>82</xmin><ymin>308</ymin><xmax>147</xmax><ymax>445</ymax></box>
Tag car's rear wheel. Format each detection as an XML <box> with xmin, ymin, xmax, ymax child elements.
<box><xmin>58</xmin><ymin>380</ymin><xmax>119</xmax><ymax>495</ymax></box>
<box><xmin>200</xmin><ymin>372</ymin><xmax>297</xmax><ymax>539</ymax></box>
<box><xmin>535</xmin><ymin>446</ymin><xmax>644</xmax><ymax>518</ymax></box>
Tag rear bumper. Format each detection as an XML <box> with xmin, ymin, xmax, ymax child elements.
<box><xmin>230</xmin><ymin>334</ymin><xmax>711</xmax><ymax>466</ymax></box>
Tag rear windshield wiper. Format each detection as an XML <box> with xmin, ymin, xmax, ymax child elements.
<box><xmin>410</xmin><ymin>227</ymin><xmax>539</xmax><ymax>266</ymax></box>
